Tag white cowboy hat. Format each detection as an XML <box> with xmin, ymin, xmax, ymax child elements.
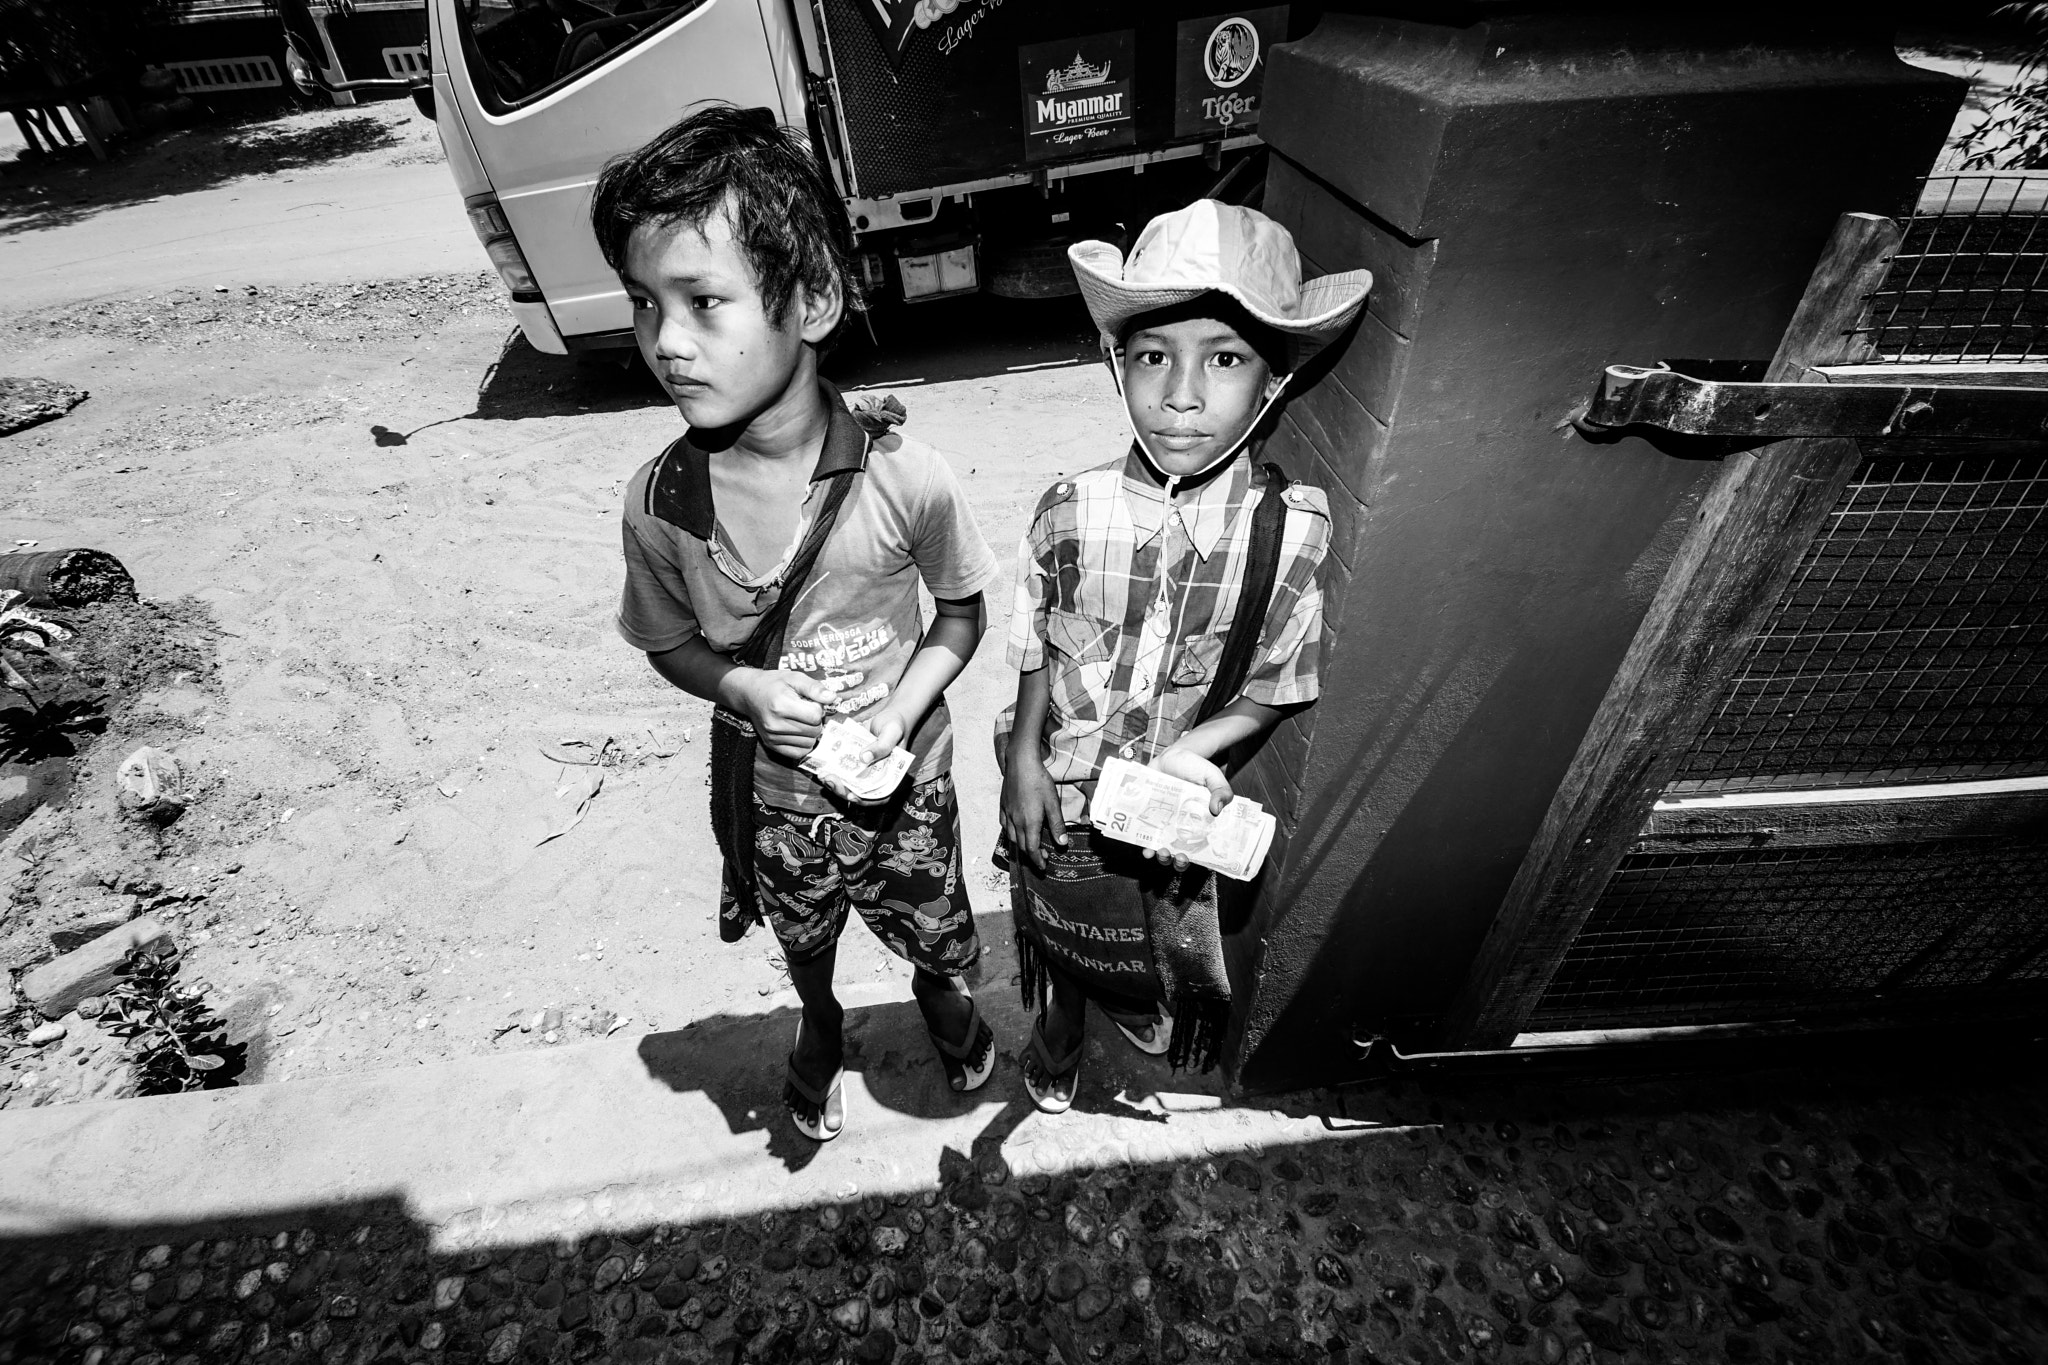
<box><xmin>1069</xmin><ymin>199</ymin><xmax>1372</xmax><ymax>351</ymax></box>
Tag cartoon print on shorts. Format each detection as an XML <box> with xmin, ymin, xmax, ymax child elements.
<box><xmin>878</xmin><ymin>823</ymin><xmax>950</xmax><ymax>880</ymax></box>
<box><xmin>756</xmin><ymin>822</ymin><xmax>827</xmax><ymax>876</ymax></box>
<box><xmin>876</xmin><ymin>779</ymin><xmax>956</xmax><ymax>880</ymax></box>
<box><xmin>750</xmin><ymin>776</ymin><xmax>977</xmax><ymax>974</ymax></box>
<box><xmin>774</xmin><ymin>903</ymin><xmax>844</xmax><ymax>957</ymax></box>
<box><xmin>872</xmin><ymin>894</ymin><xmax>977</xmax><ymax>972</ymax></box>
<box><xmin>827</xmin><ymin>820</ymin><xmax>877</xmax><ymax>863</ymax></box>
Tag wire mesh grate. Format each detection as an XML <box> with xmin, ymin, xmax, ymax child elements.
<box><xmin>1531</xmin><ymin>840</ymin><xmax>2048</xmax><ymax>1029</ymax></box>
<box><xmin>1667</xmin><ymin>450</ymin><xmax>2048</xmax><ymax>792</ymax></box>
<box><xmin>1857</xmin><ymin>174</ymin><xmax>2048</xmax><ymax>362</ymax></box>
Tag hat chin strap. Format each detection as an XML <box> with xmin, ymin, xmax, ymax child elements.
<box><xmin>1110</xmin><ymin>351</ymin><xmax>1291</xmax><ymax>484</ymax></box>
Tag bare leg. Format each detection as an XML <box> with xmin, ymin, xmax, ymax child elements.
<box><xmin>911</xmin><ymin>965</ymin><xmax>973</xmax><ymax>1042</ymax></box>
<box><xmin>1022</xmin><ymin>958</ymin><xmax>1086</xmax><ymax>1093</ymax></box>
<box><xmin>785</xmin><ymin>945</ymin><xmax>843</xmax><ymax>1125</ymax></box>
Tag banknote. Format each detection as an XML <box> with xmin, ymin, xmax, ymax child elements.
<box><xmin>1087</xmin><ymin>757</ymin><xmax>1276</xmax><ymax>881</ymax></box>
<box><xmin>801</xmin><ymin>717</ymin><xmax>914</xmax><ymax>803</ymax></box>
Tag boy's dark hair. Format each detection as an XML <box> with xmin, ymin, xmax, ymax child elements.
<box><xmin>590</xmin><ymin>103</ymin><xmax>861</xmax><ymax>348</ymax></box>
<box><xmin>1117</xmin><ymin>292</ymin><xmax>1294</xmax><ymax>374</ymax></box>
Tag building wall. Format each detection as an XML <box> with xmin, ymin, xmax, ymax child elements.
<box><xmin>1225</xmin><ymin>11</ymin><xmax>1963</xmax><ymax>1090</ymax></box>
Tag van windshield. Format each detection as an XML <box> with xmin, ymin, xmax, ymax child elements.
<box><xmin>457</xmin><ymin>0</ymin><xmax>700</xmax><ymax>108</ymax></box>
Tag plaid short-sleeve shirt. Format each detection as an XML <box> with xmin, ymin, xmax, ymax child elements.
<box><xmin>1000</xmin><ymin>448</ymin><xmax>1329</xmax><ymax>823</ymax></box>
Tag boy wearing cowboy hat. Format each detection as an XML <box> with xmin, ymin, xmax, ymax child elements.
<box><xmin>996</xmin><ymin>199</ymin><xmax>1369</xmax><ymax>1109</ymax></box>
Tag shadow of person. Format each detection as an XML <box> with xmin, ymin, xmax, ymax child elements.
<box><xmin>638</xmin><ymin>998</ymin><xmax>1017</xmax><ymax>1176</ymax></box>
<box><xmin>638</xmin><ymin>978</ymin><xmax>1228</xmax><ymax>1178</ymax></box>
<box><xmin>637</xmin><ymin>988</ymin><xmax>1232</xmax><ymax>1179</ymax></box>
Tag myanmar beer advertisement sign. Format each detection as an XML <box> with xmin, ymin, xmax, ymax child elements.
<box><xmin>1174</xmin><ymin>8</ymin><xmax>1288</xmax><ymax>139</ymax></box>
<box><xmin>1019</xmin><ymin>31</ymin><xmax>1136</xmax><ymax>163</ymax></box>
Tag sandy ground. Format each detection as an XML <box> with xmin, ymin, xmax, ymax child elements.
<box><xmin>1</xmin><ymin>101</ymin><xmax>1125</xmax><ymax>1107</ymax></box>
<box><xmin>2</xmin><ymin>100</ymin><xmax>472</xmax><ymax>307</ymax></box>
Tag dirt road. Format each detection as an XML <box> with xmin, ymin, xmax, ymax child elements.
<box><xmin>1</xmin><ymin>106</ymin><xmax>1121</xmax><ymax>1106</ymax></box>
<box><xmin>2</xmin><ymin>100</ymin><xmax>466</xmax><ymax>308</ymax></box>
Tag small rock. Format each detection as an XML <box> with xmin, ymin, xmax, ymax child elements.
<box><xmin>1046</xmin><ymin>1261</ymin><xmax>1086</xmax><ymax>1303</ymax></box>
<box><xmin>1064</xmin><ymin>1206</ymin><xmax>1100</xmax><ymax>1246</ymax></box>
<box><xmin>831</xmin><ymin>1297</ymin><xmax>870</xmax><ymax>1336</ymax></box>
<box><xmin>485</xmin><ymin>1322</ymin><xmax>522</xmax><ymax>1362</ymax></box>
<box><xmin>0</xmin><ymin>377</ymin><xmax>89</xmax><ymax>437</ymax></box>
<box><xmin>21</xmin><ymin>918</ymin><xmax>173</xmax><ymax>1020</ymax></box>
<box><xmin>1582</xmin><ymin>1235</ymin><xmax>1629</xmax><ymax>1278</ymax></box>
<box><xmin>871</xmin><ymin>1226</ymin><xmax>909</xmax><ymax>1257</ymax></box>
<box><xmin>27</xmin><ymin>1022</ymin><xmax>65</xmax><ymax>1046</ymax></box>
<box><xmin>1527</xmin><ymin>1264</ymin><xmax>1566</xmax><ymax>1302</ymax></box>
<box><xmin>1697</xmin><ymin>1205</ymin><xmax>1745</xmax><ymax>1243</ymax></box>
<box><xmin>432</xmin><ymin>1275</ymin><xmax>464</xmax><ymax>1310</ymax></box>
<box><xmin>1073</xmin><ymin>1285</ymin><xmax>1113</xmax><ymax>1321</ymax></box>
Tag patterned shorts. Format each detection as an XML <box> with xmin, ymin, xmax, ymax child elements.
<box><xmin>741</xmin><ymin>774</ymin><xmax>979</xmax><ymax>973</ymax></box>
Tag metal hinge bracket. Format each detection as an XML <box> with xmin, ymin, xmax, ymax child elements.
<box><xmin>1583</xmin><ymin>364</ymin><xmax>2048</xmax><ymax>441</ymax></box>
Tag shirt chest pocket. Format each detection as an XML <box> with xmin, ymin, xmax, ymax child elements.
<box><xmin>1045</xmin><ymin>607</ymin><xmax>1118</xmax><ymax>734</ymax></box>
<box><xmin>1170</xmin><ymin>629</ymin><xmax>1230</xmax><ymax>688</ymax></box>
<box><xmin>1046</xmin><ymin>606</ymin><xmax>1114</xmax><ymax>666</ymax></box>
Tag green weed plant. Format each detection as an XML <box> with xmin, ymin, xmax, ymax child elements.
<box><xmin>101</xmin><ymin>946</ymin><xmax>230</xmax><ymax>1095</ymax></box>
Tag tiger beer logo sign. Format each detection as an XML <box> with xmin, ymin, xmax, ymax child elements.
<box><xmin>1019</xmin><ymin>30</ymin><xmax>1134</xmax><ymax>163</ymax></box>
<box><xmin>1204</xmin><ymin>17</ymin><xmax>1259</xmax><ymax>89</ymax></box>
<box><xmin>1173</xmin><ymin>8</ymin><xmax>1288</xmax><ymax>139</ymax></box>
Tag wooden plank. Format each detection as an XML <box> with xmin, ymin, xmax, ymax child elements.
<box><xmin>1633</xmin><ymin>787</ymin><xmax>2048</xmax><ymax>852</ymax></box>
<box><xmin>1441</xmin><ymin>212</ymin><xmax>1905</xmax><ymax>1048</ymax></box>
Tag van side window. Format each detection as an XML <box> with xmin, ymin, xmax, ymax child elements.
<box><xmin>458</xmin><ymin>0</ymin><xmax>705</xmax><ymax>109</ymax></box>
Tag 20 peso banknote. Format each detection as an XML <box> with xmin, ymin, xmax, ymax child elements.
<box><xmin>1088</xmin><ymin>757</ymin><xmax>1276</xmax><ymax>881</ymax></box>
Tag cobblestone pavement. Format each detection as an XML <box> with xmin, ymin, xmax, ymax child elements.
<box><xmin>3</xmin><ymin>1061</ymin><xmax>2045</xmax><ymax>1365</ymax></box>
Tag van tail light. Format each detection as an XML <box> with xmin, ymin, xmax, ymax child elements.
<box><xmin>464</xmin><ymin>193</ymin><xmax>542</xmax><ymax>300</ymax></box>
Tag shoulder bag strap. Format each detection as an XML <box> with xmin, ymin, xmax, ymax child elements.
<box><xmin>731</xmin><ymin>467</ymin><xmax>860</xmax><ymax>669</ymax></box>
<box><xmin>1193</xmin><ymin>462</ymin><xmax>1291</xmax><ymax>727</ymax></box>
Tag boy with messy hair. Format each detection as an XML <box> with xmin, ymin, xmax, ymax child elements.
<box><xmin>998</xmin><ymin>200</ymin><xmax>1369</xmax><ymax>1109</ymax></box>
<box><xmin>594</xmin><ymin>105</ymin><xmax>1001</xmax><ymax>1141</ymax></box>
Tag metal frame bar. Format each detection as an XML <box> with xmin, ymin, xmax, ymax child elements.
<box><xmin>1586</xmin><ymin>364</ymin><xmax>2048</xmax><ymax>441</ymax></box>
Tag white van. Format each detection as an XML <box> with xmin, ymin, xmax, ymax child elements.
<box><xmin>419</xmin><ymin>0</ymin><xmax>1305</xmax><ymax>354</ymax></box>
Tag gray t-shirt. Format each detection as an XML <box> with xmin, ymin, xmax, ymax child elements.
<box><xmin>617</xmin><ymin>397</ymin><xmax>1000</xmax><ymax>814</ymax></box>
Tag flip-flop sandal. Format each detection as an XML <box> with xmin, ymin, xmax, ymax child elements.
<box><xmin>1103</xmin><ymin>1006</ymin><xmax>1174</xmax><ymax>1057</ymax></box>
<box><xmin>928</xmin><ymin>987</ymin><xmax>997</xmax><ymax>1093</ymax></box>
<box><xmin>784</xmin><ymin>1020</ymin><xmax>845</xmax><ymax>1142</ymax></box>
<box><xmin>1022</xmin><ymin>1013</ymin><xmax>1084</xmax><ymax>1115</ymax></box>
